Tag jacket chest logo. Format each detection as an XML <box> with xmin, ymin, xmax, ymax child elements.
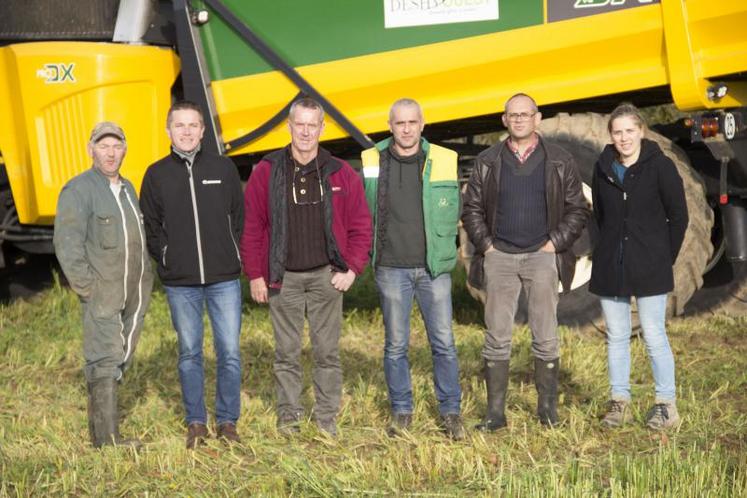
<box><xmin>438</xmin><ymin>197</ymin><xmax>449</xmax><ymax>207</ymax></box>
<box><xmin>202</xmin><ymin>179</ymin><xmax>221</xmax><ymax>185</ymax></box>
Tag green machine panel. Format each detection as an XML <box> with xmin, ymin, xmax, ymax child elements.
<box><xmin>196</xmin><ymin>0</ymin><xmax>543</xmax><ymax>81</ymax></box>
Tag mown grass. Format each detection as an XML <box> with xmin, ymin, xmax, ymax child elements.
<box><xmin>1</xmin><ymin>268</ymin><xmax>745</xmax><ymax>497</ymax></box>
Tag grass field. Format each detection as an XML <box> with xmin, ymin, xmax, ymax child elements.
<box><xmin>1</xmin><ymin>268</ymin><xmax>745</xmax><ymax>497</ymax></box>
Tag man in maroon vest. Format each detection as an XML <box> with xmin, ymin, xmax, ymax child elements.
<box><xmin>241</xmin><ymin>97</ymin><xmax>372</xmax><ymax>437</ymax></box>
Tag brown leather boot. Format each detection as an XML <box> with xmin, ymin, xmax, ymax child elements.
<box><xmin>216</xmin><ymin>422</ymin><xmax>241</xmax><ymax>444</ymax></box>
<box><xmin>186</xmin><ymin>422</ymin><xmax>208</xmax><ymax>449</ymax></box>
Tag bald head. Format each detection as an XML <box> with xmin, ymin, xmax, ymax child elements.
<box><xmin>504</xmin><ymin>93</ymin><xmax>538</xmax><ymax>113</ymax></box>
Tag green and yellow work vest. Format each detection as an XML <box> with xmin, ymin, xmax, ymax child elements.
<box><xmin>362</xmin><ymin>138</ymin><xmax>460</xmax><ymax>277</ymax></box>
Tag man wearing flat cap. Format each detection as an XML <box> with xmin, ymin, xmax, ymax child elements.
<box><xmin>54</xmin><ymin>121</ymin><xmax>153</xmax><ymax>448</ymax></box>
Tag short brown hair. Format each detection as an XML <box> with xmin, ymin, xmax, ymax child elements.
<box><xmin>167</xmin><ymin>100</ymin><xmax>204</xmax><ymax>127</ymax></box>
<box><xmin>607</xmin><ymin>102</ymin><xmax>646</xmax><ymax>132</ymax></box>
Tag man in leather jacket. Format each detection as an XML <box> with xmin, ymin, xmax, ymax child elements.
<box><xmin>462</xmin><ymin>93</ymin><xmax>588</xmax><ymax>430</ymax></box>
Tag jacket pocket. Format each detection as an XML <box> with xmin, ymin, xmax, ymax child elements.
<box><xmin>430</xmin><ymin>182</ymin><xmax>460</xmax><ymax>227</ymax></box>
<box><xmin>96</xmin><ymin>215</ymin><xmax>118</xmax><ymax>249</ymax></box>
<box><xmin>434</xmin><ymin>223</ymin><xmax>458</xmax><ymax>262</ymax></box>
<box><xmin>227</xmin><ymin>215</ymin><xmax>241</xmax><ymax>263</ymax></box>
<box><xmin>468</xmin><ymin>252</ymin><xmax>486</xmax><ymax>290</ymax></box>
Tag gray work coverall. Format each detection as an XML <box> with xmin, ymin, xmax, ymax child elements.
<box><xmin>54</xmin><ymin>168</ymin><xmax>153</xmax><ymax>382</ymax></box>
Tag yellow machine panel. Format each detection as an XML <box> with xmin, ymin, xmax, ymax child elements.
<box><xmin>0</xmin><ymin>42</ymin><xmax>180</xmax><ymax>224</ymax></box>
<box><xmin>212</xmin><ymin>1</ymin><xmax>747</xmax><ymax>155</ymax></box>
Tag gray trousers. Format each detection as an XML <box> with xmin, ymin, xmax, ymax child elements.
<box><xmin>82</xmin><ymin>269</ymin><xmax>153</xmax><ymax>382</ymax></box>
<box><xmin>483</xmin><ymin>248</ymin><xmax>559</xmax><ymax>361</ymax></box>
<box><xmin>269</xmin><ymin>266</ymin><xmax>343</xmax><ymax>422</ymax></box>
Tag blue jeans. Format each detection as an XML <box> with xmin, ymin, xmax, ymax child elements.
<box><xmin>165</xmin><ymin>279</ymin><xmax>242</xmax><ymax>425</ymax></box>
<box><xmin>375</xmin><ymin>266</ymin><xmax>461</xmax><ymax>416</ymax></box>
<box><xmin>600</xmin><ymin>294</ymin><xmax>676</xmax><ymax>402</ymax></box>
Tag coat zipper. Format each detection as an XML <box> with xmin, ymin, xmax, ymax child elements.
<box><xmin>111</xmin><ymin>185</ymin><xmax>129</xmax><ymax>370</ymax></box>
<box><xmin>186</xmin><ymin>162</ymin><xmax>206</xmax><ymax>284</ymax></box>
<box><xmin>606</xmin><ymin>173</ymin><xmax>627</xmax><ymax>265</ymax></box>
<box><xmin>112</xmin><ymin>186</ymin><xmax>129</xmax><ymax>309</ymax></box>
<box><xmin>122</xmin><ymin>187</ymin><xmax>146</xmax><ymax>365</ymax></box>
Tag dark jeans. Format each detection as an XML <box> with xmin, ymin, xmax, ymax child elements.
<box><xmin>375</xmin><ymin>266</ymin><xmax>462</xmax><ymax>416</ymax></box>
<box><xmin>483</xmin><ymin>248</ymin><xmax>559</xmax><ymax>361</ymax></box>
<box><xmin>269</xmin><ymin>266</ymin><xmax>343</xmax><ymax>422</ymax></box>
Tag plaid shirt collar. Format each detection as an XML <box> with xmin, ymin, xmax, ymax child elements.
<box><xmin>506</xmin><ymin>133</ymin><xmax>539</xmax><ymax>164</ymax></box>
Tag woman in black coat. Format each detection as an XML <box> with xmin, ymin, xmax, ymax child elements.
<box><xmin>590</xmin><ymin>103</ymin><xmax>688</xmax><ymax>431</ymax></box>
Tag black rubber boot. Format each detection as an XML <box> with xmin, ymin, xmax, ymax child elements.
<box><xmin>535</xmin><ymin>357</ymin><xmax>560</xmax><ymax>427</ymax></box>
<box><xmin>475</xmin><ymin>360</ymin><xmax>509</xmax><ymax>432</ymax></box>
<box><xmin>88</xmin><ymin>378</ymin><xmax>141</xmax><ymax>449</ymax></box>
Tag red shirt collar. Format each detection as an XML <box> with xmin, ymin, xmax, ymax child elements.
<box><xmin>506</xmin><ymin>133</ymin><xmax>539</xmax><ymax>164</ymax></box>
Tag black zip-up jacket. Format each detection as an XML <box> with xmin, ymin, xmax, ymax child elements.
<box><xmin>140</xmin><ymin>149</ymin><xmax>244</xmax><ymax>286</ymax></box>
<box><xmin>589</xmin><ymin>139</ymin><xmax>688</xmax><ymax>297</ymax></box>
<box><xmin>462</xmin><ymin>136</ymin><xmax>589</xmax><ymax>292</ymax></box>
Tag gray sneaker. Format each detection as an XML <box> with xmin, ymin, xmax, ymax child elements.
<box><xmin>441</xmin><ymin>414</ymin><xmax>465</xmax><ymax>441</ymax></box>
<box><xmin>602</xmin><ymin>399</ymin><xmax>632</xmax><ymax>428</ymax></box>
<box><xmin>645</xmin><ymin>402</ymin><xmax>680</xmax><ymax>430</ymax></box>
<box><xmin>387</xmin><ymin>413</ymin><xmax>413</xmax><ymax>437</ymax></box>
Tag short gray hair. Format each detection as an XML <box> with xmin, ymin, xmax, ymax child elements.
<box><xmin>389</xmin><ymin>98</ymin><xmax>423</xmax><ymax>122</ymax></box>
<box><xmin>289</xmin><ymin>97</ymin><xmax>325</xmax><ymax>122</ymax></box>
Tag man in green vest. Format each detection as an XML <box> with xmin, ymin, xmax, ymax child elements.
<box><xmin>362</xmin><ymin>98</ymin><xmax>464</xmax><ymax>440</ymax></box>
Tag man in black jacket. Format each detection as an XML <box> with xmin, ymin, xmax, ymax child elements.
<box><xmin>140</xmin><ymin>101</ymin><xmax>244</xmax><ymax>448</ymax></box>
<box><xmin>462</xmin><ymin>93</ymin><xmax>588</xmax><ymax>429</ymax></box>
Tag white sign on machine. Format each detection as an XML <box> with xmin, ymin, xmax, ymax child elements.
<box><xmin>384</xmin><ymin>0</ymin><xmax>500</xmax><ymax>28</ymax></box>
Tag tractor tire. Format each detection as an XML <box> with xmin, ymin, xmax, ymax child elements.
<box><xmin>684</xmin><ymin>256</ymin><xmax>747</xmax><ymax>316</ymax></box>
<box><xmin>458</xmin><ymin>112</ymin><xmax>714</xmax><ymax>328</ymax></box>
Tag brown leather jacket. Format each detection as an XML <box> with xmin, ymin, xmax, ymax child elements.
<box><xmin>461</xmin><ymin>135</ymin><xmax>589</xmax><ymax>292</ymax></box>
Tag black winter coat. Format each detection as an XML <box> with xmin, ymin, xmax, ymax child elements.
<box><xmin>589</xmin><ymin>139</ymin><xmax>688</xmax><ymax>297</ymax></box>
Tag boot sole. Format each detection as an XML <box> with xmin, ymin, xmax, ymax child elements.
<box><xmin>474</xmin><ymin>422</ymin><xmax>507</xmax><ymax>432</ymax></box>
